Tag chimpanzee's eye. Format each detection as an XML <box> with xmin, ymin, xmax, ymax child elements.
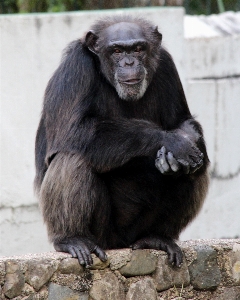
<box><xmin>134</xmin><ymin>46</ymin><xmax>142</xmax><ymax>53</ymax></box>
<box><xmin>114</xmin><ymin>48</ymin><xmax>122</xmax><ymax>54</ymax></box>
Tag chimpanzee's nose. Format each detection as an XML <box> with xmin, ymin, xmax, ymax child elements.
<box><xmin>125</xmin><ymin>59</ymin><xmax>134</xmax><ymax>66</ymax></box>
<box><xmin>119</xmin><ymin>56</ymin><xmax>136</xmax><ymax>68</ymax></box>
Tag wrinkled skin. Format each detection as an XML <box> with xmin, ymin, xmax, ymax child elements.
<box><xmin>86</xmin><ymin>22</ymin><xmax>161</xmax><ymax>101</ymax></box>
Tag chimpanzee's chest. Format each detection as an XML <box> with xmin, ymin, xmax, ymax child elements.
<box><xmin>102</xmin><ymin>157</ymin><xmax>164</xmax><ymax>228</ymax></box>
<box><xmin>101</xmin><ymin>91</ymin><xmax>162</xmax><ymax>126</ymax></box>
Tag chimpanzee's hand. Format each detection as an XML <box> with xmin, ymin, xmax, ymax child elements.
<box><xmin>156</xmin><ymin>146</ymin><xmax>181</xmax><ymax>175</ymax></box>
<box><xmin>54</xmin><ymin>236</ymin><xmax>107</xmax><ymax>267</ymax></box>
<box><xmin>156</xmin><ymin>132</ymin><xmax>204</xmax><ymax>175</ymax></box>
<box><xmin>132</xmin><ymin>235</ymin><xmax>183</xmax><ymax>267</ymax></box>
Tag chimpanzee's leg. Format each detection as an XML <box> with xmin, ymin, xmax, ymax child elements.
<box><xmin>131</xmin><ymin>170</ymin><xmax>209</xmax><ymax>267</ymax></box>
<box><xmin>107</xmin><ymin>158</ymin><xmax>208</xmax><ymax>267</ymax></box>
<box><xmin>39</xmin><ymin>152</ymin><xmax>110</xmax><ymax>267</ymax></box>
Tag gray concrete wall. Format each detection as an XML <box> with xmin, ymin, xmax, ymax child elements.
<box><xmin>0</xmin><ymin>8</ymin><xmax>239</xmax><ymax>256</ymax></box>
<box><xmin>181</xmin><ymin>13</ymin><xmax>240</xmax><ymax>240</ymax></box>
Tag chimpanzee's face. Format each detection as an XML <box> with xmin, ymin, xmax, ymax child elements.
<box><xmin>86</xmin><ymin>22</ymin><xmax>151</xmax><ymax>101</ymax></box>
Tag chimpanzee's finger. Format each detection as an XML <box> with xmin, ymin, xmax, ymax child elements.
<box><xmin>190</xmin><ymin>159</ymin><xmax>203</xmax><ymax>173</ymax></box>
<box><xmin>167</xmin><ymin>152</ymin><xmax>180</xmax><ymax>172</ymax></box>
<box><xmin>155</xmin><ymin>159</ymin><xmax>165</xmax><ymax>174</ymax></box>
<box><xmin>68</xmin><ymin>246</ymin><xmax>77</xmax><ymax>258</ymax></box>
<box><xmin>74</xmin><ymin>247</ymin><xmax>85</xmax><ymax>266</ymax></box>
<box><xmin>158</xmin><ymin>146</ymin><xmax>170</xmax><ymax>172</ymax></box>
<box><xmin>93</xmin><ymin>246</ymin><xmax>108</xmax><ymax>262</ymax></box>
<box><xmin>156</xmin><ymin>149</ymin><xmax>162</xmax><ymax>159</ymax></box>
<box><xmin>81</xmin><ymin>244</ymin><xmax>93</xmax><ymax>267</ymax></box>
<box><xmin>177</xmin><ymin>159</ymin><xmax>190</xmax><ymax>174</ymax></box>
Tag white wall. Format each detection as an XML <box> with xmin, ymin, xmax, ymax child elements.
<box><xmin>181</xmin><ymin>78</ymin><xmax>240</xmax><ymax>240</ymax></box>
<box><xmin>181</xmin><ymin>14</ymin><xmax>240</xmax><ymax>240</ymax></box>
<box><xmin>0</xmin><ymin>7</ymin><xmax>185</xmax><ymax>256</ymax></box>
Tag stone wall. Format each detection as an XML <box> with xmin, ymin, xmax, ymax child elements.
<box><xmin>0</xmin><ymin>240</ymin><xmax>240</xmax><ymax>300</ymax></box>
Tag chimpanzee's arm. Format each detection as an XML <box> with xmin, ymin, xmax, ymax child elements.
<box><xmin>41</xmin><ymin>41</ymin><xmax>203</xmax><ymax>174</ymax></box>
<box><xmin>80</xmin><ymin>117</ymin><xmax>203</xmax><ymax>173</ymax></box>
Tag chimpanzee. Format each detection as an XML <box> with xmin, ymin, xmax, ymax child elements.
<box><xmin>35</xmin><ymin>15</ymin><xmax>209</xmax><ymax>268</ymax></box>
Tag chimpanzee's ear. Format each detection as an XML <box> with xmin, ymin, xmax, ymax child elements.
<box><xmin>85</xmin><ymin>30</ymin><xmax>99</xmax><ymax>55</ymax></box>
<box><xmin>152</xmin><ymin>26</ymin><xmax>162</xmax><ymax>43</ymax></box>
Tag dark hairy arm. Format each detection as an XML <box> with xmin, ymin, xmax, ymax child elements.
<box><xmin>38</xmin><ymin>41</ymin><xmax>205</xmax><ymax>176</ymax></box>
<box><xmin>80</xmin><ymin>117</ymin><xmax>203</xmax><ymax>173</ymax></box>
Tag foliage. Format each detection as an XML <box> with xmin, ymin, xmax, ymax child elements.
<box><xmin>185</xmin><ymin>0</ymin><xmax>240</xmax><ymax>15</ymax></box>
<box><xmin>0</xmin><ymin>0</ymin><xmax>18</xmax><ymax>13</ymax></box>
<box><xmin>0</xmin><ymin>0</ymin><xmax>85</xmax><ymax>13</ymax></box>
<box><xmin>0</xmin><ymin>0</ymin><xmax>239</xmax><ymax>14</ymax></box>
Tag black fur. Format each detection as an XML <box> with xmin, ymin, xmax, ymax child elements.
<box><xmin>35</xmin><ymin>16</ymin><xmax>209</xmax><ymax>267</ymax></box>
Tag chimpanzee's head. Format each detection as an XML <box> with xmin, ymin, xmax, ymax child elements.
<box><xmin>85</xmin><ymin>17</ymin><xmax>162</xmax><ymax>101</ymax></box>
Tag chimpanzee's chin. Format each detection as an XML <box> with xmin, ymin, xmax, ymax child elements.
<box><xmin>116</xmin><ymin>82</ymin><xmax>147</xmax><ymax>101</ymax></box>
<box><xmin>125</xmin><ymin>95</ymin><xmax>142</xmax><ymax>101</ymax></box>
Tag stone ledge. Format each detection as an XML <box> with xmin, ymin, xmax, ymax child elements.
<box><xmin>0</xmin><ymin>239</ymin><xmax>239</xmax><ymax>300</ymax></box>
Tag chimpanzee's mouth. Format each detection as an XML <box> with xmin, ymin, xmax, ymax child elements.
<box><xmin>120</xmin><ymin>78</ymin><xmax>142</xmax><ymax>85</ymax></box>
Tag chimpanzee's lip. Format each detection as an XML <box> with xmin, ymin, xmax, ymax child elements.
<box><xmin>119</xmin><ymin>78</ymin><xmax>142</xmax><ymax>85</ymax></box>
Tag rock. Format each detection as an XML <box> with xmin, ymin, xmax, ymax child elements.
<box><xmin>22</xmin><ymin>283</ymin><xmax>35</xmax><ymax>296</ymax></box>
<box><xmin>231</xmin><ymin>243</ymin><xmax>240</xmax><ymax>285</ymax></box>
<box><xmin>153</xmin><ymin>255</ymin><xmax>172</xmax><ymax>291</ymax></box>
<box><xmin>25</xmin><ymin>260</ymin><xmax>59</xmax><ymax>291</ymax></box>
<box><xmin>189</xmin><ymin>245</ymin><xmax>221</xmax><ymax>290</ymax></box>
<box><xmin>232</xmin><ymin>261</ymin><xmax>240</xmax><ymax>284</ymax></box>
<box><xmin>212</xmin><ymin>287</ymin><xmax>240</xmax><ymax>300</ymax></box>
<box><xmin>108</xmin><ymin>249</ymin><xmax>132</xmax><ymax>271</ymax></box>
<box><xmin>38</xmin><ymin>285</ymin><xmax>49</xmax><ymax>299</ymax></box>
<box><xmin>119</xmin><ymin>250</ymin><xmax>157</xmax><ymax>277</ymax></box>
<box><xmin>0</xmin><ymin>286</ymin><xmax>4</xmax><ymax>300</ymax></box>
<box><xmin>0</xmin><ymin>262</ymin><xmax>5</xmax><ymax>285</ymax></box>
<box><xmin>89</xmin><ymin>255</ymin><xmax>110</xmax><ymax>270</ymax></box>
<box><xmin>126</xmin><ymin>277</ymin><xmax>157</xmax><ymax>300</ymax></box>
<box><xmin>51</xmin><ymin>271</ymin><xmax>92</xmax><ymax>292</ymax></box>
<box><xmin>217</xmin><ymin>241</ymin><xmax>240</xmax><ymax>286</ymax></box>
<box><xmin>3</xmin><ymin>261</ymin><xmax>25</xmax><ymax>299</ymax></box>
<box><xmin>171</xmin><ymin>261</ymin><xmax>190</xmax><ymax>288</ymax></box>
<box><xmin>25</xmin><ymin>295</ymin><xmax>34</xmax><ymax>300</ymax></box>
<box><xmin>48</xmin><ymin>283</ymin><xmax>88</xmax><ymax>300</ymax></box>
<box><xmin>153</xmin><ymin>254</ymin><xmax>190</xmax><ymax>291</ymax></box>
<box><xmin>58</xmin><ymin>258</ymin><xmax>84</xmax><ymax>275</ymax></box>
<box><xmin>4</xmin><ymin>273</ymin><xmax>24</xmax><ymax>298</ymax></box>
<box><xmin>89</xmin><ymin>271</ymin><xmax>125</xmax><ymax>300</ymax></box>
<box><xmin>23</xmin><ymin>286</ymin><xmax>48</xmax><ymax>300</ymax></box>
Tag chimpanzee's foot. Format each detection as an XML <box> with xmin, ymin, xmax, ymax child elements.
<box><xmin>132</xmin><ymin>236</ymin><xmax>183</xmax><ymax>267</ymax></box>
<box><xmin>54</xmin><ymin>236</ymin><xmax>107</xmax><ymax>268</ymax></box>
